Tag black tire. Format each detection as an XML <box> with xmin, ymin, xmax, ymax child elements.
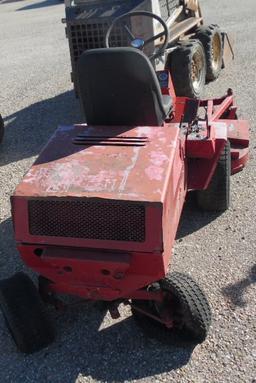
<box><xmin>0</xmin><ymin>273</ymin><xmax>55</xmax><ymax>354</ymax></box>
<box><xmin>195</xmin><ymin>24</ymin><xmax>223</xmax><ymax>82</ymax></box>
<box><xmin>197</xmin><ymin>142</ymin><xmax>231</xmax><ymax>212</ymax></box>
<box><xmin>168</xmin><ymin>40</ymin><xmax>206</xmax><ymax>99</ymax></box>
<box><xmin>132</xmin><ymin>272</ymin><xmax>211</xmax><ymax>344</ymax></box>
<box><xmin>0</xmin><ymin>114</ymin><xmax>4</xmax><ymax>143</ymax></box>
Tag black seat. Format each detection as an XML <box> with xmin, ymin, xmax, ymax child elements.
<box><xmin>77</xmin><ymin>48</ymin><xmax>172</xmax><ymax>126</ymax></box>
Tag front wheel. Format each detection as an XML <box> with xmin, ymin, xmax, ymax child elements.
<box><xmin>0</xmin><ymin>273</ymin><xmax>55</xmax><ymax>354</ymax></box>
<box><xmin>132</xmin><ymin>272</ymin><xmax>211</xmax><ymax>344</ymax></box>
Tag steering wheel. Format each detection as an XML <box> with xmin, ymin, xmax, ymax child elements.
<box><xmin>105</xmin><ymin>11</ymin><xmax>169</xmax><ymax>61</ymax></box>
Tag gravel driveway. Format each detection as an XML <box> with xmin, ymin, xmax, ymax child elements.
<box><xmin>0</xmin><ymin>0</ymin><xmax>255</xmax><ymax>382</ymax></box>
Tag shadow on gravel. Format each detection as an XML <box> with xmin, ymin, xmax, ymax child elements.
<box><xmin>0</xmin><ymin>90</ymin><xmax>81</xmax><ymax>167</ymax></box>
<box><xmin>0</xmin><ymin>300</ymin><xmax>195</xmax><ymax>382</ymax></box>
<box><xmin>17</xmin><ymin>0</ymin><xmax>62</xmax><ymax>11</ymax></box>
<box><xmin>221</xmin><ymin>264</ymin><xmax>256</xmax><ymax>307</ymax></box>
<box><xmin>73</xmin><ymin>313</ymin><xmax>195</xmax><ymax>382</ymax></box>
<box><xmin>176</xmin><ymin>193</ymin><xmax>222</xmax><ymax>239</ymax></box>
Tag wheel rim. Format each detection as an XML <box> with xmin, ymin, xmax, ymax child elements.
<box><xmin>191</xmin><ymin>50</ymin><xmax>204</xmax><ymax>93</ymax></box>
<box><xmin>152</xmin><ymin>291</ymin><xmax>185</xmax><ymax>329</ymax></box>
<box><xmin>212</xmin><ymin>33</ymin><xmax>222</xmax><ymax>71</ymax></box>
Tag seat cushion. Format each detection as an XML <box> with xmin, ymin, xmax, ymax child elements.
<box><xmin>77</xmin><ymin>48</ymin><xmax>173</xmax><ymax>126</ymax></box>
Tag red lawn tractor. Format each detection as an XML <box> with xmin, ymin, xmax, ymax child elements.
<box><xmin>0</xmin><ymin>12</ymin><xmax>249</xmax><ymax>354</ymax></box>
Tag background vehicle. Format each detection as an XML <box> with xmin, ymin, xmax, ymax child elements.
<box><xmin>63</xmin><ymin>0</ymin><xmax>233</xmax><ymax>98</ymax></box>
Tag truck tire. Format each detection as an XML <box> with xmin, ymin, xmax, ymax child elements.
<box><xmin>195</xmin><ymin>24</ymin><xmax>223</xmax><ymax>81</ymax></box>
<box><xmin>197</xmin><ymin>142</ymin><xmax>231</xmax><ymax>212</ymax></box>
<box><xmin>168</xmin><ymin>40</ymin><xmax>206</xmax><ymax>99</ymax></box>
<box><xmin>0</xmin><ymin>273</ymin><xmax>55</xmax><ymax>354</ymax></box>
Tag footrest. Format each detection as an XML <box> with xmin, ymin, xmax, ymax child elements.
<box><xmin>231</xmin><ymin>146</ymin><xmax>249</xmax><ymax>174</ymax></box>
<box><xmin>217</xmin><ymin>119</ymin><xmax>249</xmax><ymax>173</ymax></box>
<box><xmin>218</xmin><ymin>119</ymin><xmax>249</xmax><ymax>147</ymax></box>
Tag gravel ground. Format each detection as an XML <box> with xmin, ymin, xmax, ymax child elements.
<box><xmin>0</xmin><ymin>0</ymin><xmax>256</xmax><ymax>382</ymax></box>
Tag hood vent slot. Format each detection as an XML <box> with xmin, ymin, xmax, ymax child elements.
<box><xmin>73</xmin><ymin>135</ymin><xmax>148</xmax><ymax>147</ymax></box>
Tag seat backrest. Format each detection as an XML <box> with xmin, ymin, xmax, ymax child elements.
<box><xmin>77</xmin><ymin>47</ymin><xmax>167</xmax><ymax>126</ymax></box>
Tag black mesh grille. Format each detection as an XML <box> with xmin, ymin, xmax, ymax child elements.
<box><xmin>69</xmin><ymin>22</ymin><xmax>129</xmax><ymax>62</ymax></box>
<box><xmin>28</xmin><ymin>199</ymin><xmax>145</xmax><ymax>242</ymax></box>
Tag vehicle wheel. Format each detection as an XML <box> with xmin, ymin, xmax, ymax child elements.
<box><xmin>0</xmin><ymin>114</ymin><xmax>4</xmax><ymax>143</ymax></box>
<box><xmin>132</xmin><ymin>272</ymin><xmax>211</xmax><ymax>344</ymax></box>
<box><xmin>197</xmin><ymin>142</ymin><xmax>231</xmax><ymax>212</ymax></box>
<box><xmin>195</xmin><ymin>24</ymin><xmax>223</xmax><ymax>81</ymax></box>
<box><xmin>38</xmin><ymin>275</ymin><xmax>55</xmax><ymax>303</ymax></box>
<box><xmin>168</xmin><ymin>40</ymin><xmax>206</xmax><ymax>99</ymax></box>
<box><xmin>0</xmin><ymin>273</ymin><xmax>55</xmax><ymax>354</ymax></box>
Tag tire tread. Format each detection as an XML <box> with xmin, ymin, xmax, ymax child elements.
<box><xmin>0</xmin><ymin>273</ymin><xmax>54</xmax><ymax>353</ymax></box>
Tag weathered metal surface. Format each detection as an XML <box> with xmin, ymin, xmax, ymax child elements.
<box><xmin>14</xmin><ymin>124</ymin><xmax>180</xmax><ymax>202</ymax></box>
<box><xmin>18</xmin><ymin>244</ymin><xmax>166</xmax><ymax>300</ymax></box>
<box><xmin>12</xmin><ymin>123</ymin><xmax>186</xmax><ymax>256</ymax></box>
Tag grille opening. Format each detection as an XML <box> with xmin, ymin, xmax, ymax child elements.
<box><xmin>28</xmin><ymin>199</ymin><xmax>145</xmax><ymax>243</ymax></box>
<box><xmin>69</xmin><ymin>22</ymin><xmax>129</xmax><ymax>62</ymax></box>
<box><xmin>160</xmin><ymin>0</ymin><xmax>181</xmax><ymax>20</ymax></box>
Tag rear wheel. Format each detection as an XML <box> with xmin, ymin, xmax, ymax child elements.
<box><xmin>195</xmin><ymin>24</ymin><xmax>223</xmax><ymax>81</ymax></box>
<box><xmin>132</xmin><ymin>272</ymin><xmax>211</xmax><ymax>344</ymax></box>
<box><xmin>197</xmin><ymin>142</ymin><xmax>231</xmax><ymax>212</ymax></box>
<box><xmin>168</xmin><ymin>40</ymin><xmax>206</xmax><ymax>99</ymax></box>
<box><xmin>0</xmin><ymin>114</ymin><xmax>4</xmax><ymax>143</ymax></box>
<box><xmin>0</xmin><ymin>273</ymin><xmax>54</xmax><ymax>353</ymax></box>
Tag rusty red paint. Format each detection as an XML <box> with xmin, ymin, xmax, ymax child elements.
<box><xmin>14</xmin><ymin>124</ymin><xmax>180</xmax><ymax>201</ymax></box>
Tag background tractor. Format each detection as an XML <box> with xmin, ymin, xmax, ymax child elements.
<box><xmin>62</xmin><ymin>0</ymin><xmax>233</xmax><ymax>98</ymax></box>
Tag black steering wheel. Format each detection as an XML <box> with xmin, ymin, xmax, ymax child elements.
<box><xmin>105</xmin><ymin>11</ymin><xmax>169</xmax><ymax>61</ymax></box>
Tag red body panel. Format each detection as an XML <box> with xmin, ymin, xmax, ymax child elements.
<box><xmin>12</xmin><ymin>122</ymin><xmax>187</xmax><ymax>299</ymax></box>
<box><xmin>18</xmin><ymin>245</ymin><xmax>166</xmax><ymax>300</ymax></box>
<box><xmin>12</xmin><ymin>124</ymin><xmax>184</xmax><ymax>253</ymax></box>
